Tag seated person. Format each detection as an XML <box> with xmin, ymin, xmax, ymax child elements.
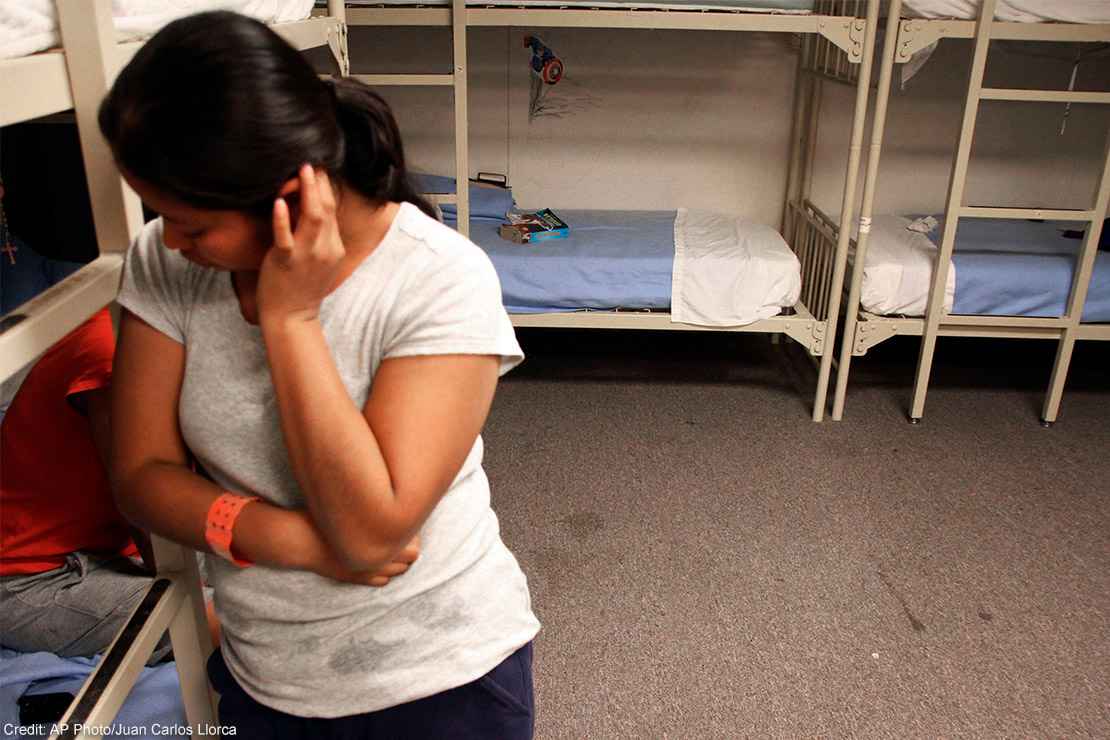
<box><xmin>0</xmin><ymin>299</ymin><xmax>175</xmax><ymax>661</ymax></box>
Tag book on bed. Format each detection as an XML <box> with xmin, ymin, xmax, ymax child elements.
<box><xmin>498</xmin><ymin>208</ymin><xmax>569</xmax><ymax>243</ymax></box>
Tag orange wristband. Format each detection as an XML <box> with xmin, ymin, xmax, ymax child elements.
<box><xmin>205</xmin><ymin>493</ymin><xmax>260</xmax><ymax>568</ymax></box>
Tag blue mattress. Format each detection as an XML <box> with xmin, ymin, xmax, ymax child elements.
<box><xmin>467</xmin><ymin>210</ymin><xmax>677</xmax><ymax>313</ymax></box>
<box><xmin>941</xmin><ymin>218</ymin><xmax>1110</xmax><ymax>322</ymax></box>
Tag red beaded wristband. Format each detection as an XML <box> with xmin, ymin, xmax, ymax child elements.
<box><xmin>205</xmin><ymin>493</ymin><xmax>260</xmax><ymax>568</ymax></box>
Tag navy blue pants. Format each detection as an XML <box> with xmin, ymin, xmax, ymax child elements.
<box><xmin>207</xmin><ymin>643</ymin><xmax>534</xmax><ymax>740</ymax></box>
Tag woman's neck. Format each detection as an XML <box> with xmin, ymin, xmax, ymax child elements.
<box><xmin>335</xmin><ymin>192</ymin><xmax>401</xmax><ymax>273</ymax></box>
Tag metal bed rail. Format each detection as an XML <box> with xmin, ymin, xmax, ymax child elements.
<box><xmin>804</xmin><ymin>0</ymin><xmax>870</xmax><ymax>86</ymax></box>
<box><xmin>788</xmin><ymin>198</ymin><xmax>841</xmax><ymax>324</ymax></box>
<box><xmin>50</xmin><ymin>542</ymin><xmax>215</xmax><ymax>740</ymax></box>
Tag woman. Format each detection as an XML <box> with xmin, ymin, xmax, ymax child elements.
<box><xmin>101</xmin><ymin>11</ymin><xmax>539</xmax><ymax>738</ymax></box>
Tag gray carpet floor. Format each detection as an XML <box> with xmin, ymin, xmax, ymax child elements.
<box><xmin>482</xmin><ymin>330</ymin><xmax>1109</xmax><ymax>738</ymax></box>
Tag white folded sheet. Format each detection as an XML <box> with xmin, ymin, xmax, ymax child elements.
<box><xmin>859</xmin><ymin>215</ymin><xmax>955</xmax><ymax>317</ymax></box>
<box><xmin>671</xmin><ymin>208</ymin><xmax>801</xmax><ymax>327</ymax></box>
<box><xmin>1</xmin><ymin>1</ymin><xmax>315</xmax><ymax>60</ymax></box>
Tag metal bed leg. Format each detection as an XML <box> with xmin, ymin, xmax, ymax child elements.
<box><xmin>58</xmin><ymin>0</ymin><xmax>143</xmax><ymax>254</ymax></box>
<box><xmin>452</xmin><ymin>0</ymin><xmax>470</xmax><ymax>238</ymax></box>
<box><xmin>909</xmin><ymin>0</ymin><xmax>998</xmax><ymax>421</ymax></box>
<box><xmin>780</xmin><ymin>39</ymin><xmax>812</xmax><ymax>235</ymax></box>
<box><xmin>813</xmin><ymin>0</ymin><xmax>881</xmax><ymax>422</ymax></box>
<box><xmin>1040</xmin><ymin>134</ymin><xmax>1110</xmax><ymax>424</ymax></box>
<box><xmin>153</xmin><ymin>537</ymin><xmax>218</xmax><ymax>729</ymax></box>
<box><xmin>831</xmin><ymin>0</ymin><xmax>902</xmax><ymax>421</ymax></box>
<box><xmin>327</xmin><ymin>0</ymin><xmax>350</xmax><ymax>77</ymax></box>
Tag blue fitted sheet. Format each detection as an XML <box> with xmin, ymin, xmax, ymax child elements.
<box><xmin>467</xmin><ymin>211</ymin><xmax>677</xmax><ymax>313</ymax></box>
<box><xmin>935</xmin><ymin>218</ymin><xmax>1110</xmax><ymax>322</ymax></box>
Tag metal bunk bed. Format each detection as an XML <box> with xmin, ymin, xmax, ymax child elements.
<box><xmin>341</xmin><ymin>0</ymin><xmax>883</xmax><ymax>421</ymax></box>
<box><xmin>0</xmin><ymin>3</ymin><xmax>349</xmax><ymax>737</ymax></box>
<box><xmin>828</xmin><ymin>0</ymin><xmax>1110</xmax><ymax>424</ymax></box>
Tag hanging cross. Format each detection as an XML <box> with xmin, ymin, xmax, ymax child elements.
<box><xmin>0</xmin><ymin>178</ymin><xmax>12</xmax><ymax>265</ymax></box>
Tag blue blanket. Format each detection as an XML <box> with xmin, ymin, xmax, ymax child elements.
<box><xmin>0</xmin><ymin>649</ymin><xmax>186</xmax><ymax>739</ymax></box>
<box><xmin>468</xmin><ymin>210</ymin><xmax>677</xmax><ymax>313</ymax></box>
<box><xmin>942</xmin><ymin>218</ymin><xmax>1110</xmax><ymax>321</ymax></box>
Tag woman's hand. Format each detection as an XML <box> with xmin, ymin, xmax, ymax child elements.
<box><xmin>257</xmin><ymin>164</ymin><xmax>346</xmax><ymax>326</ymax></box>
<box><xmin>279</xmin><ymin>508</ymin><xmax>421</xmax><ymax>587</ymax></box>
<box><xmin>239</xmin><ymin>505</ymin><xmax>421</xmax><ymax>587</ymax></box>
<box><xmin>315</xmin><ymin>535</ymin><xmax>422</xmax><ymax>588</ymax></box>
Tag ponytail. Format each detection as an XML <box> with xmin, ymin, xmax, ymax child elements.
<box><xmin>326</xmin><ymin>78</ymin><xmax>437</xmax><ymax>220</ymax></box>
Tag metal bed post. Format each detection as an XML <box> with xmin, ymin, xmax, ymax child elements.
<box><xmin>57</xmin><ymin>5</ymin><xmax>143</xmax><ymax>252</ymax></box>
<box><xmin>1041</xmin><ymin>134</ymin><xmax>1110</xmax><ymax>424</ymax></box>
<box><xmin>811</xmin><ymin>0</ymin><xmax>879</xmax><ymax>422</ymax></box>
<box><xmin>328</xmin><ymin>0</ymin><xmax>351</xmax><ymax>77</ymax></box>
<box><xmin>830</xmin><ymin>0</ymin><xmax>902</xmax><ymax>421</ymax></box>
<box><xmin>41</xmin><ymin>2</ymin><xmax>218</xmax><ymax>738</ymax></box>
<box><xmin>800</xmin><ymin>66</ymin><xmax>823</xmax><ymax>211</ymax></box>
<box><xmin>777</xmin><ymin>12</ymin><xmax>818</xmax><ymax>348</ymax></box>
<box><xmin>781</xmin><ymin>29</ymin><xmax>814</xmax><ymax>236</ymax></box>
<box><xmin>452</xmin><ymin>0</ymin><xmax>470</xmax><ymax>237</ymax></box>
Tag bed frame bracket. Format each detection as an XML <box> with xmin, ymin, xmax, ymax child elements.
<box><xmin>896</xmin><ymin>20</ymin><xmax>948</xmax><ymax>64</ymax></box>
<box><xmin>328</xmin><ymin>21</ymin><xmax>350</xmax><ymax>77</ymax></box>
<box><xmin>853</xmin><ymin>318</ymin><xmax>898</xmax><ymax>356</ymax></box>
<box><xmin>818</xmin><ymin>18</ymin><xmax>867</xmax><ymax>64</ymax></box>
<box><xmin>785</xmin><ymin>320</ymin><xmax>826</xmax><ymax>355</ymax></box>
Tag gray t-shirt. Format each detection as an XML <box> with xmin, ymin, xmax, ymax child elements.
<box><xmin>117</xmin><ymin>203</ymin><xmax>540</xmax><ymax>717</ymax></box>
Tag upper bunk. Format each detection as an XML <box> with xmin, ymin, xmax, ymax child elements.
<box><xmin>342</xmin><ymin>0</ymin><xmax>871</xmax><ymax>60</ymax></box>
<box><xmin>0</xmin><ymin>1</ymin><xmax>348</xmax><ymax>383</ymax></box>
<box><xmin>0</xmin><ymin>1</ymin><xmax>345</xmax><ymax>128</ymax></box>
<box><xmin>893</xmin><ymin>1</ymin><xmax>1110</xmax><ymax>62</ymax></box>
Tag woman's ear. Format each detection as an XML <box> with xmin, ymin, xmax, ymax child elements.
<box><xmin>276</xmin><ymin>176</ymin><xmax>302</xmax><ymax>226</ymax></box>
<box><xmin>277</xmin><ymin>177</ymin><xmax>300</xmax><ymax>198</ymax></box>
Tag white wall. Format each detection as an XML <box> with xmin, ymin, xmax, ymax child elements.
<box><xmin>812</xmin><ymin>39</ymin><xmax>1110</xmax><ymax>217</ymax></box>
<box><xmin>348</xmin><ymin>27</ymin><xmax>1109</xmax><ymax>225</ymax></box>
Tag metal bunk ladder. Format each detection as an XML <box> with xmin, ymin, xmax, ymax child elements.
<box><xmin>910</xmin><ymin>0</ymin><xmax>1110</xmax><ymax>426</ymax></box>
<box><xmin>351</xmin><ymin>0</ymin><xmax>471</xmax><ymax>236</ymax></box>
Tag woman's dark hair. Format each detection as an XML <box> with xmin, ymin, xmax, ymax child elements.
<box><xmin>99</xmin><ymin>11</ymin><xmax>434</xmax><ymax>219</ymax></box>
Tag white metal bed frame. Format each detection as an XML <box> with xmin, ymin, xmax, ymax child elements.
<box><xmin>828</xmin><ymin>0</ymin><xmax>1110</xmax><ymax>425</ymax></box>
<box><xmin>0</xmin><ymin>3</ymin><xmax>348</xmax><ymax>737</ymax></box>
<box><xmin>347</xmin><ymin>0</ymin><xmax>882</xmax><ymax>421</ymax></box>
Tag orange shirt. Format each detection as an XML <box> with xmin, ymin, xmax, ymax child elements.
<box><xmin>1</xmin><ymin>309</ymin><xmax>137</xmax><ymax>575</ymax></box>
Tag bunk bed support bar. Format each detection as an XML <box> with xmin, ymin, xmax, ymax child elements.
<box><xmin>830</xmin><ymin>0</ymin><xmax>902</xmax><ymax>421</ymax></box>
<box><xmin>347</xmin><ymin>7</ymin><xmax>867</xmax><ymax>60</ymax></box>
<box><xmin>810</xmin><ymin>0</ymin><xmax>880</xmax><ymax>421</ymax></box>
<box><xmin>50</xmin><ymin>540</ymin><xmax>217</xmax><ymax>740</ymax></box>
<box><xmin>898</xmin><ymin>18</ymin><xmax>1110</xmax><ymax>62</ymax></box>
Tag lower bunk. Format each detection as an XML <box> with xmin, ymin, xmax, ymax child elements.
<box><xmin>829</xmin><ymin>203</ymin><xmax>1110</xmax><ymax>420</ymax></box>
<box><xmin>418</xmin><ymin>176</ymin><xmax>847</xmax><ymax>417</ymax></box>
